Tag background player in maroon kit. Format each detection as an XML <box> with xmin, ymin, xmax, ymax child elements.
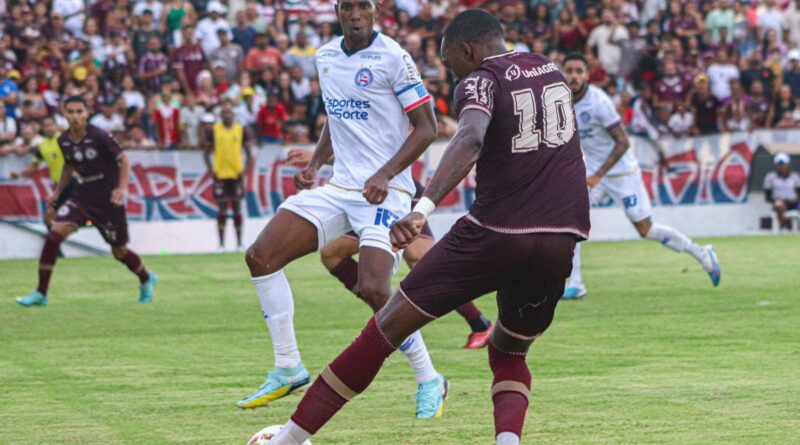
<box><xmin>264</xmin><ymin>10</ymin><xmax>589</xmax><ymax>445</ymax></box>
<box><xmin>285</xmin><ymin>148</ymin><xmax>494</xmax><ymax>349</ymax></box>
<box><xmin>16</xmin><ymin>96</ymin><xmax>157</xmax><ymax>307</ymax></box>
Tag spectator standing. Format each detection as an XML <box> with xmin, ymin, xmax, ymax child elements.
<box><xmin>210</xmin><ymin>30</ymin><xmax>246</xmax><ymax>84</ymax></box>
<box><xmin>51</xmin><ymin>0</ymin><xmax>85</xmax><ymax>38</ymax></box>
<box><xmin>256</xmin><ymin>94</ymin><xmax>287</xmax><ymax>144</ymax></box>
<box><xmin>284</xmin><ymin>32</ymin><xmax>316</xmax><ymax>78</ymax></box>
<box><xmin>706</xmin><ymin>0</ymin><xmax>735</xmax><ymax>45</ymax></box>
<box><xmin>719</xmin><ymin>80</ymin><xmax>751</xmax><ymax>132</ymax></box>
<box><xmin>173</xmin><ymin>24</ymin><xmax>208</xmax><ymax>95</ymax></box>
<box><xmin>0</xmin><ymin>104</ymin><xmax>16</xmax><ymax>154</ymax></box>
<box><xmin>757</xmin><ymin>0</ymin><xmax>783</xmax><ymax>42</ymax></box>
<box><xmin>690</xmin><ymin>75</ymin><xmax>721</xmax><ymax>135</ymax></box>
<box><xmin>180</xmin><ymin>93</ymin><xmax>206</xmax><ymax>149</ymax></box>
<box><xmin>668</xmin><ymin>102</ymin><xmax>694</xmax><ymax>137</ymax></box>
<box><xmin>740</xmin><ymin>52</ymin><xmax>775</xmax><ymax>99</ymax></box>
<box><xmin>747</xmin><ymin>80</ymin><xmax>771</xmax><ymax>129</ymax></box>
<box><xmin>150</xmin><ymin>81</ymin><xmax>183</xmax><ymax>149</ymax></box>
<box><xmin>288</xmin><ymin>65</ymin><xmax>310</xmax><ymax>103</ymax></box>
<box><xmin>707</xmin><ymin>49</ymin><xmax>739</xmax><ymax>101</ymax></box>
<box><xmin>233</xmin><ymin>10</ymin><xmax>258</xmax><ymax>55</ymax></box>
<box><xmin>764</xmin><ymin>152</ymin><xmax>800</xmax><ymax>230</ymax></box>
<box><xmin>10</xmin><ymin>124</ymin><xmax>41</xmax><ymax>156</ymax></box>
<box><xmin>782</xmin><ymin>50</ymin><xmax>800</xmax><ymax>99</ymax></box>
<box><xmin>767</xmin><ymin>84</ymin><xmax>797</xmax><ymax>128</ymax></box>
<box><xmin>196</xmin><ymin>1</ymin><xmax>233</xmax><ymax>56</ymax></box>
<box><xmin>90</xmin><ymin>95</ymin><xmax>125</xmax><ymax>135</ymax></box>
<box><xmin>138</xmin><ymin>36</ymin><xmax>170</xmax><ymax>96</ymax></box>
<box><xmin>654</xmin><ymin>61</ymin><xmax>691</xmax><ymax>107</ymax></box>
<box><xmin>587</xmin><ymin>10</ymin><xmax>629</xmax><ymax>78</ymax></box>
<box><xmin>0</xmin><ymin>65</ymin><xmax>19</xmax><ymax>117</ymax></box>
<box><xmin>245</xmin><ymin>33</ymin><xmax>283</xmax><ymax>75</ymax></box>
<box><xmin>782</xmin><ymin>0</ymin><xmax>800</xmax><ymax>49</ymax></box>
<box><xmin>131</xmin><ymin>10</ymin><xmax>160</xmax><ymax>60</ymax></box>
<box><xmin>133</xmin><ymin>0</ymin><xmax>165</xmax><ymax>27</ymax></box>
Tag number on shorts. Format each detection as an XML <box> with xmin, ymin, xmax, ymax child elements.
<box><xmin>511</xmin><ymin>83</ymin><xmax>575</xmax><ymax>153</ymax></box>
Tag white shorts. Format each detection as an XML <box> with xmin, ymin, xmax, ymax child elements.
<box><xmin>590</xmin><ymin>172</ymin><xmax>652</xmax><ymax>223</ymax></box>
<box><xmin>279</xmin><ymin>183</ymin><xmax>411</xmax><ymax>258</ymax></box>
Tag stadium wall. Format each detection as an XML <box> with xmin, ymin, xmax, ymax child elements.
<box><xmin>1</xmin><ymin>130</ymin><xmax>793</xmax><ymax>260</ymax></box>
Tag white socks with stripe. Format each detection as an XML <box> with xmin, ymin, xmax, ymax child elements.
<box><xmin>399</xmin><ymin>330</ymin><xmax>438</xmax><ymax>384</ymax></box>
<box><xmin>252</xmin><ymin>270</ymin><xmax>302</xmax><ymax>369</ymax></box>
<box><xmin>645</xmin><ymin>223</ymin><xmax>710</xmax><ymax>269</ymax></box>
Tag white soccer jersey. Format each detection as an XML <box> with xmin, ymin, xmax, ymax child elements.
<box><xmin>315</xmin><ymin>32</ymin><xmax>432</xmax><ymax>196</ymax></box>
<box><xmin>574</xmin><ymin>85</ymin><xmax>639</xmax><ymax>177</ymax></box>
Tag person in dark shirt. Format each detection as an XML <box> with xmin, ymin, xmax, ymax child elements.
<box><xmin>15</xmin><ymin>96</ymin><xmax>157</xmax><ymax>308</ymax></box>
<box><xmin>265</xmin><ymin>10</ymin><xmax>589</xmax><ymax>445</ymax></box>
<box><xmin>690</xmin><ymin>75</ymin><xmax>721</xmax><ymax>135</ymax></box>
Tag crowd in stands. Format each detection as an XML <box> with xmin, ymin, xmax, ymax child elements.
<box><xmin>4</xmin><ymin>0</ymin><xmax>800</xmax><ymax>155</ymax></box>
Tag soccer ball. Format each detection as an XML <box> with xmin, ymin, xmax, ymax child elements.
<box><xmin>247</xmin><ymin>425</ymin><xmax>312</xmax><ymax>445</ymax></box>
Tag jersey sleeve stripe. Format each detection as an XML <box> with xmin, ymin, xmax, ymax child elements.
<box><xmin>395</xmin><ymin>82</ymin><xmax>423</xmax><ymax>96</ymax></box>
<box><xmin>459</xmin><ymin>104</ymin><xmax>492</xmax><ymax>118</ymax></box>
<box><xmin>403</xmin><ymin>95</ymin><xmax>432</xmax><ymax>112</ymax></box>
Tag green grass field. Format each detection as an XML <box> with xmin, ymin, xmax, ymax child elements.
<box><xmin>1</xmin><ymin>235</ymin><xmax>799</xmax><ymax>444</ymax></box>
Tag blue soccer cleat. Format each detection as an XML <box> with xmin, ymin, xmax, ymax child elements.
<box><xmin>237</xmin><ymin>365</ymin><xmax>311</xmax><ymax>409</ymax></box>
<box><xmin>415</xmin><ymin>373</ymin><xmax>449</xmax><ymax>419</ymax></box>
<box><xmin>139</xmin><ymin>272</ymin><xmax>157</xmax><ymax>303</ymax></box>
<box><xmin>705</xmin><ymin>245</ymin><xmax>721</xmax><ymax>287</ymax></box>
<box><xmin>16</xmin><ymin>290</ymin><xmax>48</xmax><ymax>307</ymax></box>
<box><xmin>562</xmin><ymin>286</ymin><xmax>587</xmax><ymax>300</ymax></box>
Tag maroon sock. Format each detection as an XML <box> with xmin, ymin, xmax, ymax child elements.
<box><xmin>118</xmin><ymin>250</ymin><xmax>150</xmax><ymax>284</ymax></box>
<box><xmin>233</xmin><ymin>213</ymin><xmax>243</xmax><ymax>245</ymax></box>
<box><xmin>291</xmin><ymin>317</ymin><xmax>396</xmax><ymax>434</ymax></box>
<box><xmin>330</xmin><ymin>258</ymin><xmax>359</xmax><ymax>292</ymax></box>
<box><xmin>456</xmin><ymin>302</ymin><xmax>482</xmax><ymax>322</ymax></box>
<box><xmin>488</xmin><ymin>343</ymin><xmax>531</xmax><ymax>438</ymax></box>
<box><xmin>217</xmin><ymin>213</ymin><xmax>227</xmax><ymax>245</ymax></box>
<box><xmin>37</xmin><ymin>231</ymin><xmax>64</xmax><ymax>295</ymax></box>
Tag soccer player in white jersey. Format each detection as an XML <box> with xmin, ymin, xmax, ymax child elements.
<box><xmin>237</xmin><ymin>0</ymin><xmax>449</xmax><ymax>418</ymax></box>
<box><xmin>561</xmin><ymin>53</ymin><xmax>721</xmax><ymax>299</ymax></box>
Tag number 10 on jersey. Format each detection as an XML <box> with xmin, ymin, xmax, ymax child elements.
<box><xmin>511</xmin><ymin>83</ymin><xmax>575</xmax><ymax>153</ymax></box>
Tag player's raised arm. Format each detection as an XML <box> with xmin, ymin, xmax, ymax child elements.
<box><xmin>390</xmin><ymin>109</ymin><xmax>489</xmax><ymax>249</ymax></box>
<box><xmin>362</xmin><ymin>101</ymin><xmax>437</xmax><ymax>205</ymax></box>
<box><xmin>294</xmin><ymin>120</ymin><xmax>333</xmax><ymax>190</ymax></box>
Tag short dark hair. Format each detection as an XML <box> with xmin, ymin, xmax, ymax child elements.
<box><xmin>563</xmin><ymin>52</ymin><xmax>588</xmax><ymax>69</ymax></box>
<box><xmin>442</xmin><ymin>9</ymin><xmax>503</xmax><ymax>47</ymax></box>
<box><xmin>64</xmin><ymin>95</ymin><xmax>88</xmax><ymax>108</ymax></box>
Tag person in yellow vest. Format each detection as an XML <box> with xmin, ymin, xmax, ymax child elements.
<box><xmin>203</xmin><ymin>105</ymin><xmax>253</xmax><ymax>251</ymax></box>
<box><xmin>12</xmin><ymin>117</ymin><xmax>76</xmax><ymax>228</ymax></box>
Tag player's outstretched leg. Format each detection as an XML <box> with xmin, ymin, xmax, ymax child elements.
<box><xmin>216</xmin><ymin>200</ymin><xmax>229</xmax><ymax>252</ymax></box>
<box><xmin>112</xmin><ymin>246</ymin><xmax>157</xmax><ymax>303</ymax></box>
<box><xmin>563</xmin><ymin>243</ymin><xmax>587</xmax><ymax>299</ymax></box>
<box><xmin>357</xmin><ymin>247</ymin><xmax>447</xmax><ymax>419</ymax></box>
<box><xmin>269</xmin><ymin>291</ymin><xmax>436</xmax><ymax>444</ymax></box>
<box><xmin>17</xmin><ymin>224</ymin><xmax>75</xmax><ymax>307</ymax></box>
<box><xmin>456</xmin><ymin>303</ymin><xmax>494</xmax><ymax>349</ymax></box>
<box><xmin>635</xmin><ymin>218</ymin><xmax>721</xmax><ymax>286</ymax></box>
<box><xmin>238</xmin><ymin>210</ymin><xmax>319</xmax><ymax>409</ymax></box>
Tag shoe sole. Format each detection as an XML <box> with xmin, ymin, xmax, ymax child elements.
<box><xmin>237</xmin><ymin>376</ymin><xmax>311</xmax><ymax>409</ymax></box>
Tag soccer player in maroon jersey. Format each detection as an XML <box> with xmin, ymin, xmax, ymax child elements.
<box><xmin>264</xmin><ymin>10</ymin><xmax>589</xmax><ymax>445</ymax></box>
<box><xmin>16</xmin><ymin>96</ymin><xmax>157</xmax><ymax>307</ymax></box>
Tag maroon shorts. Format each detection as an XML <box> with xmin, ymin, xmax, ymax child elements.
<box><xmin>54</xmin><ymin>198</ymin><xmax>130</xmax><ymax>246</ymax></box>
<box><xmin>399</xmin><ymin>217</ymin><xmax>577</xmax><ymax>339</ymax></box>
<box><xmin>214</xmin><ymin>179</ymin><xmax>244</xmax><ymax>201</ymax></box>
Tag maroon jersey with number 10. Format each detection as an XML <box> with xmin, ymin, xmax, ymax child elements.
<box><xmin>453</xmin><ymin>51</ymin><xmax>590</xmax><ymax>239</ymax></box>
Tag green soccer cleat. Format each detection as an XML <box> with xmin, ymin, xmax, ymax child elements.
<box><xmin>139</xmin><ymin>272</ymin><xmax>157</xmax><ymax>303</ymax></box>
<box><xmin>16</xmin><ymin>290</ymin><xmax>48</xmax><ymax>307</ymax></box>
<box><xmin>237</xmin><ymin>365</ymin><xmax>311</xmax><ymax>409</ymax></box>
<box><xmin>415</xmin><ymin>373</ymin><xmax>449</xmax><ymax>419</ymax></box>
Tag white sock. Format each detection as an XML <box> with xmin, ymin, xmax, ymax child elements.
<box><xmin>497</xmin><ymin>432</ymin><xmax>521</xmax><ymax>445</ymax></box>
<box><xmin>645</xmin><ymin>223</ymin><xmax>710</xmax><ymax>269</ymax></box>
<box><xmin>399</xmin><ymin>330</ymin><xmax>438</xmax><ymax>384</ymax></box>
<box><xmin>566</xmin><ymin>243</ymin><xmax>584</xmax><ymax>289</ymax></box>
<box><xmin>269</xmin><ymin>420</ymin><xmax>310</xmax><ymax>445</ymax></box>
<box><xmin>252</xmin><ymin>270</ymin><xmax>302</xmax><ymax>369</ymax></box>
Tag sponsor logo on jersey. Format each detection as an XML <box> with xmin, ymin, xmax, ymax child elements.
<box><xmin>354</xmin><ymin>68</ymin><xmax>374</xmax><ymax>87</ymax></box>
<box><xmin>317</xmin><ymin>49</ymin><xmax>339</xmax><ymax>59</ymax></box>
<box><xmin>504</xmin><ymin>62</ymin><xmax>559</xmax><ymax>81</ymax></box>
<box><xmin>360</xmin><ymin>53</ymin><xmax>381</xmax><ymax>61</ymax></box>
<box><xmin>622</xmin><ymin>195</ymin><xmax>638</xmax><ymax>209</ymax></box>
<box><xmin>463</xmin><ymin>76</ymin><xmax>494</xmax><ymax>110</ymax></box>
<box><xmin>324</xmin><ymin>98</ymin><xmax>371</xmax><ymax>120</ymax></box>
<box><xmin>74</xmin><ymin>150</ymin><xmax>84</xmax><ymax>162</ymax></box>
<box><xmin>402</xmin><ymin>54</ymin><xmax>420</xmax><ymax>83</ymax></box>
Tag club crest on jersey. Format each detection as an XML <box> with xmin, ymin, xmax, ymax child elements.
<box><xmin>86</xmin><ymin>148</ymin><xmax>97</xmax><ymax>160</ymax></box>
<box><xmin>505</xmin><ymin>64</ymin><xmax>521</xmax><ymax>81</ymax></box>
<box><xmin>354</xmin><ymin>68</ymin><xmax>374</xmax><ymax>88</ymax></box>
<box><xmin>74</xmin><ymin>151</ymin><xmax>84</xmax><ymax>162</ymax></box>
<box><xmin>580</xmin><ymin>111</ymin><xmax>591</xmax><ymax>123</ymax></box>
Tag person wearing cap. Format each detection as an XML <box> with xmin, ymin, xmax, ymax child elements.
<box><xmin>764</xmin><ymin>152</ymin><xmax>800</xmax><ymax>230</ymax></box>
<box><xmin>782</xmin><ymin>49</ymin><xmax>800</xmax><ymax>99</ymax></box>
<box><xmin>0</xmin><ymin>64</ymin><xmax>19</xmax><ymax>118</ymax></box>
<box><xmin>197</xmin><ymin>1</ymin><xmax>233</xmax><ymax>56</ymax></box>
<box><xmin>210</xmin><ymin>28</ymin><xmax>245</xmax><ymax>83</ymax></box>
<box><xmin>234</xmin><ymin>86</ymin><xmax>259</xmax><ymax>126</ymax></box>
<box><xmin>132</xmin><ymin>0</ymin><xmax>164</xmax><ymax>27</ymax></box>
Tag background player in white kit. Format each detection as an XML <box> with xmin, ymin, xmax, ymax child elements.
<box><xmin>237</xmin><ymin>0</ymin><xmax>449</xmax><ymax>418</ymax></box>
<box><xmin>561</xmin><ymin>53</ymin><xmax>721</xmax><ymax>299</ymax></box>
